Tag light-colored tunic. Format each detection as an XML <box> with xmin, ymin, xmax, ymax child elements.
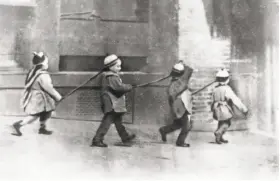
<box><xmin>22</xmin><ymin>72</ymin><xmax>62</xmax><ymax>115</ymax></box>
<box><xmin>212</xmin><ymin>84</ymin><xmax>248</xmax><ymax>121</ymax></box>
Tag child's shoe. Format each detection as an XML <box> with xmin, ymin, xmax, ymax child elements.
<box><xmin>91</xmin><ymin>140</ymin><xmax>108</xmax><ymax>147</ymax></box>
<box><xmin>214</xmin><ymin>132</ymin><xmax>222</xmax><ymax>144</ymax></box>
<box><xmin>11</xmin><ymin>120</ymin><xmax>23</xmax><ymax>136</ymax></box>
<box><xmin>39</xmin><ymin>126</ymin><xmax>53</xmax><ymax>135</ymax></box>
<box><xmin>220</xmin><ymin>136</ymin><xmax>229</xmax><ymax>143</ymax></box>
<box><xmin>122</xmin><ymin>134</ymin><xmax>136</xmax><ymax>143</ymax></box>
<box><xmin>159</xmin><ymin>128</ymin><xmax>167</xmax><ymax>142</ymax></box>
<box><xmin>176</xmin><ymin>143</ymin><xmax>190</xmax><ymax>147</ymax></box>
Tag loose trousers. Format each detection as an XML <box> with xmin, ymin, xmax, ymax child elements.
<box><xmin>93</xmin><ymin>112</ymin><xmax>130</xmax><ymax>142</ymax></box>
<box><xmin>160</xmin><ymin>113</ymin><xmax>192</xmax><ymax>145</ymax></box>
<box><xmin>215</xmin><ymin>119</ymin><xmax>231</xmax><ymax>135</ymax></box>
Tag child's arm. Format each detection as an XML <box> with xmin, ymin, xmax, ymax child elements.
<box><xmin>38</xmin><ymin>74</ymin><xmax>62</xmax><ymax>101</ymax></box>
<box><xmin>107</xmin><ymin>75</ymin><xmax>132</xmax><ymax>95</ymax></box>
<box><xmin>226</xmin><ymin>87</ymin><xmax>248</xmax><ymax>113</ymax></box>
<box><xmin>168</xmin><ymin>80</ymin><xmax>188</xmax><ymax>101</ymax></box>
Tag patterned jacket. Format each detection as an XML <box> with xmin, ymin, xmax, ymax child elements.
<box><xmin>22</xmin><ymin>70</ymin><xmax>62</xmax><ymax>115</ymax></box>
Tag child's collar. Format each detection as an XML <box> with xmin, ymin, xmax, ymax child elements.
<box><xmin>216</xmin><ymin>83</ymin><xmax>228</xmax><ymax>87</ymax></box>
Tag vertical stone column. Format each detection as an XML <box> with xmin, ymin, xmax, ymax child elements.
<box><xmin>145</xmin><ymin>0</ymin><xmax>178</xmax><ymax>73</ymax></box>
<box><xmin>255</xmin><ymin>0</ymin><xmax>279</xmax><ymax>136</ymax></box>
<box><xmin>31</xmin><ymin>0</ymin><xmax>60</xmax><ymax>72</ymax></box>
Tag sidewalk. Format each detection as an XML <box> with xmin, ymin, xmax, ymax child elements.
<box><xmin>0</xmin><ymin>116</ymin><xmax>278</xmax><ymax>181</ymax></box>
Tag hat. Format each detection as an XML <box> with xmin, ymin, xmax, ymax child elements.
<box><xmin>172</xmin><ymin>62</ymin><xmax>185</xmax><ymax>73</ymax></box>
<box><xmin>32</xmin><ymin>51</ymin><xmax>45</xmax><ymax>65</ymax></box>
<box><xmin>216</xmin><ymin>68</ymin><xmax>229</xmax><ymax>78</ymax></box>
<box><xmin>170</xmin><ymin>62</ymin><xmax>185</xmax><ymax>77</ymax></box>
<box><xmin>104</xmin><ymin>54</ymin><xmax>119</xmax><ymax>68</ymax></box>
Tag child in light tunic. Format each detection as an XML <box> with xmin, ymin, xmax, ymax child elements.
<box><xmin>212</xmin><ymin>69</ymin><xmax>248</xmax><ymax>144</ymax></box>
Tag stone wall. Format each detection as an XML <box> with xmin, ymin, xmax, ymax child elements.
<box><xmin>254</xmin><ymin>0</ymin><xmax>279</xmax><ymax>136</ymax></box>
<box><xmin>0</xmin><ymin>4</ymin><xmax>34</xmax><ymax>70</ymax></box>
<box><xmin>59</xmin><ymin>0</ymin><xmax>149</xmax><ymax>71</ymax></box>
<box><xmin>0</xmin><ymin>0</ymin><xmax>270</xmax><ymax>132</ymax></box>
<box><xmin>0</xmin><ymin>1</ymin><xmax>60</xmax><ymax>71</ymax></box>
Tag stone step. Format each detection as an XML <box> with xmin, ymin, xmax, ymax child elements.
<box><xmin>0</xmin><ymin>66</ymin><xmax>23</xmax><ymax>71</ymax></box>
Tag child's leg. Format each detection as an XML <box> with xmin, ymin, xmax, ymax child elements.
<box><xmin>159</xmin><ymin>118</ymin><xmax>182</xmax><ymax>142</ymax></box>
<box><xmin>91</xmin><ymin>113</ymin><xmax>114</xmax><ymax>146</ymax></box>
<box><xmin>38</xmin><ymin>111</ymin><xmax>52</xmax><ymax>135</ymax></box>
<box><xmin>220</xmin><ymin>119</ymin><xmax>231</xmax><ymax>143</ymax></box>
<box><xmin>160</xmin><ymin>119</ymin><xmax>182</xmax><ymax>134</ymax></box>
<box><xmin>21</xmin><ymin>115</ymin><xmax>39</xmax><ymax>125</ymax></box>
<box><xmin>215</xmin><ymin>121</ymin><xmax>223</xmax><ymax>134</ymax></box>
<box><xmin>11</xmin><ymin>115</ymin><xmax>39</xmax><ymax>136</ymax></box>
<box><xmin>113</xmin><ymin>113</ymin><xmax>135</xmax><ymax>143</ymax></box>
<box><xmin>176</xmin><ymin>113</ymin><xmax>192</xmax><ymax>147</ymax></box>
<box><xmin>215</xmin><ymin>120</ymin><xmax>228</xmax><ymax>144</ymax></box>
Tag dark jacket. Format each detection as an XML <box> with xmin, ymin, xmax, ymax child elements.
<box><xmin>168</xmin><ymin>65</ymin><xmax>193</xmax><ymax>119</ymax></box>
<box><xmin>100</xmin><ymin>71</ymin><xmax>132</xmax><ymax>113</ymax></box>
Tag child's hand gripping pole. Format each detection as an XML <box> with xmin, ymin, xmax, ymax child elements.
<box><xmin>57</xmin><ymin>68</ymin><xmax>105</xmax><ymax>105</ymax></box>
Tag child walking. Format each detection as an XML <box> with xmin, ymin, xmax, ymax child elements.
<box><xmin>159</xmin><ymin>61</ymin><xmax>194</xmax><ymax>147</ymax></box>
<box><xmin>212</xmin><ymin>69</ymin><xmax>248</xmax><ymax>144</ymax></box>
<box><xmin>91</xmin><ymin>54</ymin><xmax>136</xmax><ymax>147</ymax></box>
<box><xmin>11</xmin><ymin>52</ymin><xmax>62</xmax><ymax>136</ymax></box>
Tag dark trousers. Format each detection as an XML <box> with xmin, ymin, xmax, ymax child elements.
<box><xmin>93</xmin><ymin>112</ymin><xmax>130</xmax><ymax>142</ymax></box>
<box><xmin>160</xmin><ymin>113</ymin><xmax>192</xmax><ymax>145</ymax></box>
<box><xmin>215</xmin><ymin>119</ymin><xmax>231</xmax><ymax>135</ymax></box>
<box><xmin>32</xmin><ymin>111</ymin><xmax>52</xmax><ymax>128</ymax></box>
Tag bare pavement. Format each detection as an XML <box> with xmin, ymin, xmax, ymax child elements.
<box><xmin>0</xmin><ymin>116</ymin><xmax>278</xmax><ymax>181</ymax></box>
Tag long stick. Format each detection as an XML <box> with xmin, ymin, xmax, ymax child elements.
<box><xmin>58</xmin><ymin>69</ymin><xmax>104</xmax><ymax>104</ymax></box>
<box><xmin>191</xmin><ymin>80</ymin><xmax>216</xmax><ymax>95</ymax></box>
<box><xmin>134</xmin><ymin>75</ymin><xmax>171</xmax><ymax>88</ymax></box>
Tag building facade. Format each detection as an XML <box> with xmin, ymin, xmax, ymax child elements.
<box><xmin>0</xmin><ymin>0</ymin><xmax>278</xmax><ymax>136</ymax></box>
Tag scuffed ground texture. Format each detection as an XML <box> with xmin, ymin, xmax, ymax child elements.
<box><xmin>0</xmin><ymin>116</ymin><xmax>278</xmax><ymax>181</ymax></box>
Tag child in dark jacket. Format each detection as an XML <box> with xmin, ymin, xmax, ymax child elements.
<box><xmin>212</xmin><ymin>69</ymin><xmax>248</xmax><ymax>144</ymax></box>
<box><xmin>159</xmin><ymin>61</ymin><xmax>194</xmax><ymax>147</ymax></box>
<box><xmin>91</xmin><ymin>54</ymin><xmax>136</xmax><ymax>147</ymax></box>
<box><xmin>11</xmin><ymin>52</ymin><xmax>62</xmax><ymax>136</ymax></box>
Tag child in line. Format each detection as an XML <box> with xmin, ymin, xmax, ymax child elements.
<box><xmin>11</xmin><ymin>52</ymin><xmax>62</xmax><ymax>136</ymax></box>
<box><xmin>212</xmin><ymin>69</ymin><xmax>248</xmax><ymax>144</ymax></box>
<box><xmin>91</xmin><ymin>54</ymin><xmax>136</xmax><ymax>147</ymax></box>
<box><xmin>159</xmin><ymin>61</ymin><xmax>194</xmax><ymax>147</ymax></box>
